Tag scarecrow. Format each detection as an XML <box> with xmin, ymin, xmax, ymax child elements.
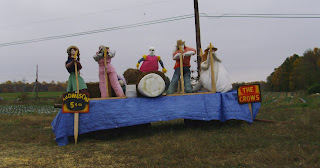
<box><xmin>192</xmin><ymin>45</ymin><xmax>232</xmax><ymax>93</ymax></box>
<box><xmin>136</xmin><ymin>46</ymin><xmax>167</xmax><ymax>73</ymax></box>
<box><xmin>65</xmin><ymin>46</ymin><xmax>88</xmax><ymax>93</ymax></box>
<box><xmin>167</xmin><ymin>40</ymin><xmax>196</xmax><ymax>94</ymax></box>
<box><xmin>93</xmin><ymin>45</ymin><xmax>124</xmax><ymax>98</ymax></box>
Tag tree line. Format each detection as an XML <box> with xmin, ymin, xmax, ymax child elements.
<box><xmin>266</xmin><ymin>48</ymin><xmax>320</xmax><ymax>92</ymax></box>
<box><xmin>0</xmin><ymin>80</ymin><xmax>67</xmax><ymax>93</ymax></box>
<box><xmin>1</xmin><ymin>47</ymin><xmax>319</xmax><ymax>94</ymax></box>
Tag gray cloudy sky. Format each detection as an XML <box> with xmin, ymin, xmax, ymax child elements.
<box><xmin>0</xmin><ymin>0</ymin><xmax>319</xmax><ymax>84</ymax></box>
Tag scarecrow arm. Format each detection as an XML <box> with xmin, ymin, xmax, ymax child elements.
<box><xmin>136</xmin><ymin>56</ymin><xmax>147</xmax><ymax>69</ymax></box>
<box><xmin>173</xmin><ymin>53</ymin><xmax>181</xmax><ymax>60</ymax></box>
<box><xmin>213</xmin><ymin>52</ymin><xmax>222</xmax><ymax>63</ymax></box>
<box><xmin>183</xmin><ymin>51</ymin><xmax>195</xmax><ymax>57</ymax></box>
<box><xmin>201</xmin><ymin>56</ymin><xmax>210</xmax><ymax>70</ymax></box>
<box><xmin>75</xmin><ymin>60</ymin><xmax>82</xmax><ymax>70</ymax></box>
<box><xmin>93</xmin><ymin>53</ymin><xmax>104</xmax><ymax>62</ymax></box>
<box><xmin>159</xmin><ymin>60</ymin><xmax>165</xmax><ymax>68</ymax></box>
<box><xmin>137</xmin><ymin>57</ymin><xmax>145</xmax><ymax>63</ymax></box>
<box><xmin>66</xmin><ymin>60</ymin><xmax>82</xmax><ymax>70</ymax></box>
<box><xmin>108</xmin><ymin>50</ymin><xmax>116</xmax><ymax>58</ymax></box>
<box><xmin>65</xmin><ymin>61</ymin><xmax>74</xmax><ymax>68</ymax></box>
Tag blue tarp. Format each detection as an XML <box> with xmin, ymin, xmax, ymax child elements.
<box><xmin>51</xmin><ymin>90</ymin><xmax>260</xmax><ymax>146</ymax></box>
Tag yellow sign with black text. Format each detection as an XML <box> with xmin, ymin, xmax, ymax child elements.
<box><xmin>237</xmin><ymin>84</ymin><xmax>261</xmax><ymax>104</ymax></box>
<box><xmin>62</xmin><ymin>93</ymin><xmax>89</xmax><ymax>113</ymax></box>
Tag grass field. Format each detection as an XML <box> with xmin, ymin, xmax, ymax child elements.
<box><xmin>0</xmin><ymin>93</ymin><xmax>319</xmax><ymax>167</ymax></box>
<box><xmin>0</xmin><ymin>92</ymin><xmax>64</xmax><ymax>101</ymax></box>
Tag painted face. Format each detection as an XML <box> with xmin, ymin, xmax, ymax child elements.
<box><xmin>70</xmin><ymin>48</ymin><xmax>76</xmax><ymax>58</ymax></box>
<box><xmin>149</xmin><ymin>47</ymin><xmax>155</xmax><ymax>56</ymax></box>
<box><xmin>178</xmin><ymin>44</ymin><xmax>185</xmax><ymax>50</ymax></box>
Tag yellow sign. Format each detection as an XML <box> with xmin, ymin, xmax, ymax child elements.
<box><xmin>237</xmin><ymin>85</ymin><xmax>261</xmax><ymax>104</ymax></box>
<box><xmin>62</xmin><ymin>93</ymin><xmax>89</xmax><ymax>113</ymax></box>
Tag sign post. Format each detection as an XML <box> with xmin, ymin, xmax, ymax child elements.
<box><xmin>62</xmin><ymin>92</ymin><xmax>90</xmax><ymax>144</ymax></box>
<box><xmin>73</xmin><ymin>50</ymin><xmax>79</xmax><ymax>144</ymax></box>
<box><xmin>237</xmin><ymin>84</ymin><xmax>261</xmax><ymax>122</ymax></box>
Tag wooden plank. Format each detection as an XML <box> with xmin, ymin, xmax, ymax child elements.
<box><xmin>179</xmin><ymin>46</ymin><xmax>185</xmax><ymax>93</ymax></box>
<box><xmin>90</xmin><ymin>96</ymin><xmax>127</xmax><ymax>101</ymax></box>
<box><xmin>166</xmin><ymin>91</ymin><xmax>215</xmax><ymax>96</ymax></box>
<box><xmin>209</xmin><ymin>43</ymin><xmax>216</xmax><ymax>93</ymax></box>
<box><xmin>73</xmin><ymin>49</ymin><xmax>79</xmax><ymax>144</ymax></box>
<box><xmin>104</xmin><ymin>49</ymin><xmax>109</xmax><ymax>98</ymax></box>
<box><xmin>91</xmin><ymin>92</ymin><xmax>216</xmax><ymax>100</ymax></box>
<box><xmin>248</xmin><ymin>103</ymin><xmax>253</xmax><ymax>123</ymax></box>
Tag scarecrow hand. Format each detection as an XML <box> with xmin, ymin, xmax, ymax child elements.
<box><xmin>162</xmin><ymin>68</ymin><xmax>167</xmax><ymax>73</ymax></box>
<box><xmin>108</xmin><ymin>50</ymin><xmax>116</xmax><ymax>58</ymax></box>
<box><xmin>183</xmin><ymin>51</ymin><xmax>195</xmax><ymax>57</ymax></box>
<box><xmin>119</xmin><ymin>80</ymin><xmax>124</xmax><ymax>86</ymax></box>
<box><xmin>136</xmin><ymin>63</ymin><xmax>140</xmax><ymax>69</ymax></box>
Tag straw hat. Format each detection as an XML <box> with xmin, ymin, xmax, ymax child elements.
<box><xmin>66</xmin><ymin>45</ymin><xmax>80</xmax><ymax>56</ymax></box>
<box><xmin>176</xmin><ymin>39</ymin><xmax>185</xmax><ymax>46</ymax></box>
<box><xmin>204</xmin><ymin>45</ymin><xmax>218</xmax><ymax>51</ymax></box>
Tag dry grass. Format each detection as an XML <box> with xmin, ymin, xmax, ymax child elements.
<box><xmin>0</xmin><ymin>95</ymin><xmax>320</xmax><ymax>167</ymax></box>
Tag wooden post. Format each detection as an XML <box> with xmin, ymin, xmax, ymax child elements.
<box><xmin>248</xmin><ymin>103</ymin><xmax>253</xmax><ymax>123</ymax></box>
<box><xmin>104</xmin><ymin>49</ymin><xmax>109</xmax><ymax>98</ymax></box>
<box><xmin>73</xmin><ymin>50</ymin><xmax>79</xmax><ymax>144</ymax></box>
<box><xmin>199</xmin><ymin>48</ymin><xmax>203</xmax><ymax>73</ymax></box>
<box><xmin>179</xmin><ymin>46</ymin><xmax>185</xmax><ymax>93</ymax></box>
<box><xmin>36</xmin><ymin>65</ymin><xmax>39</xmax><ymax>99</ymax></box>
<box><xmin>194</xmin><ymin>0</ymin><xmax>202</xmax><ymax>78</ymax></box>
<box><xmin>209</xmin><ymin>43</ymin><xmax>216</xmax><ymax>93</ymax></box>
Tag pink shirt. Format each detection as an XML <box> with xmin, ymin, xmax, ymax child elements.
<box><xmin>139</xmin><ymin>55</ymin><xmax>159</xmax><ymax>72</ymax></box>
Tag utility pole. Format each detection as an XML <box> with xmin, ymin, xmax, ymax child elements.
<box><xmin>32</xmin><ymin>65</ymin><xmax>39</xmax><ymax>99</ymax></box>
<box><xmin>194</xmin><ymin>0</ymin><xmax>202</xmax><ymax>78</ymax></box>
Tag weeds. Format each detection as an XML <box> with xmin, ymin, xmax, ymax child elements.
<box><xmin>0</xmin><ymin>94</ymin><xmax>319</xmax><ymax>167</ymax></box>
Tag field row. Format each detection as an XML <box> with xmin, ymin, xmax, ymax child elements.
<box><xmin>261</xmin><ymin>91</ymin><xmax>309</xmax><ymax>105</ymax></box>
<box><xmin>0</xmin><ymin>92</ymin><xmax>64</xmax><ymax>101</ymax></box>
<box><xmin>0</xmin><ymin>105</ymin><xmax>60</xmax><ymax>115</ymax></box>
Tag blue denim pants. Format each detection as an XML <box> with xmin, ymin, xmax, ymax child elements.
<box><xmin>167</xmin><ymin>66</ymin><xmax>192</xmax><ymax>94</ymax></box>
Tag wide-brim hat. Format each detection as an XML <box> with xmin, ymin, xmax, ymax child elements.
<box><xmin>67</xmin><ymin>45</ymin><xmax>79</xmax><ymax>52</ymax></box>
<box><xmin>67</xmin><ymin>45</ymin><xmax>80</xmax><ymax>56</ymax></box>
<box><xmin>176</xmin><ymin>39</ymin><xmax>185</xmax><ymax>46</ymax></box>
<box><xmin>205</xmin><ymin>45</ymin><xmax>218</xmax><ymax>51</ymax></box>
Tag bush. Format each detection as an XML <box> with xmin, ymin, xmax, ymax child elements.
<box><xmin>17</xmin><ymin>92</ymin><xmax>30</xmax><ymax>101</ymax></box>
<box><xmin>307</xmin><ymin>83</ymin><xmax>320</xmax><ymax>94</ymax></box>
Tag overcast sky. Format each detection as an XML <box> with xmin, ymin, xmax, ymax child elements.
<box><xmin>0</xmin><ymin>0</ymin><xmax>319</xmax><ymax>84</ymax></box>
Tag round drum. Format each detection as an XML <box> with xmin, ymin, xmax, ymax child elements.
<box><xmin>137</xmin><ymin>73</ymin><xmax>166</xmax><ymax>97</ymax></box>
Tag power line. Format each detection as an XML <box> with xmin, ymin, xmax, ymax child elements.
<box><xmin>201</xmin><ymin>13</ymin><xmax>320</xmax><ymax>19</ymax></box>
<box><xmin>0</xmin><ymin>0</ymin><xmax>176</xmax><ymax>30</ymax></box>
<box><xmin>203</xmin><ymin>13</ymin><xmax>320</xmax><ymax>16</ymax></box>
<box><xmin>0</xmin><ymin>14</ymin><xmax>194</xmax><ymax>47</ymax></box>
<box><xmin>1</xmin><ymin>13</ymin><xmax>320</xmax><ymax>47</ymax></box>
